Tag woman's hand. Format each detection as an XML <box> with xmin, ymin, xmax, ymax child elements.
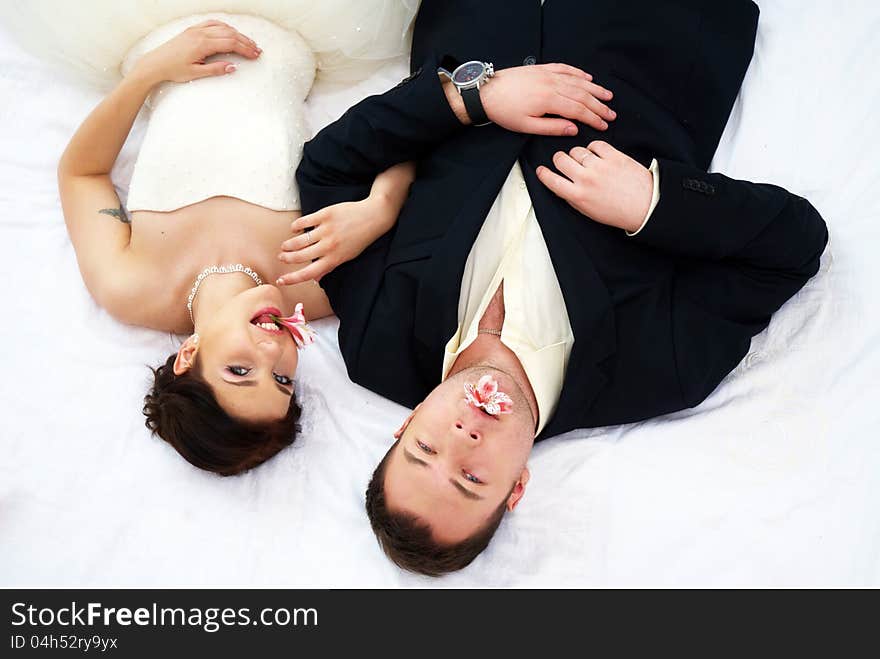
<box><xmin>131</xmin><ymin>20</ymin><xmax>261</xmax><ymax>85</ymax></box>
<box><xmin>276</xmin><ymin>195</ymin><xmax>399</xmax><ymax>286</ymax></box>
<box><xmin>536</xmin><ymin>140</ymin><xmax>653</xmax><ymax>232</ymax></box>
<box><xmin>476</xmin><ymin>63</ymin><xmax>616</xmax><ymax>135</ymax></box>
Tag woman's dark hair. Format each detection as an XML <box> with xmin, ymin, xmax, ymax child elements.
<box><xmin>143</xmin><ymin>353</ymin><xmax>301</xmax><ymax>476</ymax></box>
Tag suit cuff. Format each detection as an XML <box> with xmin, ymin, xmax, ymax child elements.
<box><xmin>625</xmin><ymin>158</ymin><xmax>661</xmax><ymax>237</ymax></box>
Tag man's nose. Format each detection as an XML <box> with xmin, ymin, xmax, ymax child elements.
<box><xmin>454</xmin><ymin>419</ymin><xmax>482</xmax><ymax>444</ymax></box>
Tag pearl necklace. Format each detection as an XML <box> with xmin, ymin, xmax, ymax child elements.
<box><xmin>187</xmin><ymin>264</ymin><xmax>263</xmax><ymax>326</ymax></box>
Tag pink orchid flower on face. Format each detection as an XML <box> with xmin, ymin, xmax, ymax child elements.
<box><xmin>270</xmin><ymin>302</ymin><xmax>317</xmax><ymax>349</ymax></box>
<box><xmin>464</xmin><ymin>374</ymin><xmax>513</xmax><ymax>417</ymax></box>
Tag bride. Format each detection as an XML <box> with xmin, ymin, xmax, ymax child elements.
<box><xmin>3</xmin><ymin>4</ymin><xmax>418</xmax><ymax>475</ymax></box>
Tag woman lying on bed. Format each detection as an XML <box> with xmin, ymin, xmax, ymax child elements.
<box><xmin>56</xmin><ymin>15</ymin><xmax>415</xmax><ymax>475</ymax></box>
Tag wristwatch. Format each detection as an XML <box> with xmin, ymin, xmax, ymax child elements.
<box><xmin>438</xmin><ymin>59</ymin><xmax>495</xmax><ymax>126</ymax></box>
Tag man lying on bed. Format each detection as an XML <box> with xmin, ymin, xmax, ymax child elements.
<box><xmin>283</xmin><ymin>0</ymin><xmax>829</xmax><ymax>576</ymax></box>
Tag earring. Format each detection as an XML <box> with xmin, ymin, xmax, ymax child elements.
<box><xmin>191</xmin><ymin>333</ymin><xmax>200</xmax><ymax>344</ymax></box>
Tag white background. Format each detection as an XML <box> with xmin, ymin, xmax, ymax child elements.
<box><xmin>0</xmin><ymin>0</ymin><xmax>878</xmax><ymax>586</ymax></box>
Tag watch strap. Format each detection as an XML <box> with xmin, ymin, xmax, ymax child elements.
<box><xmin>461</xmin><ymin>86</ymin><xmax>491</xmax><ymax>126</ymax></box>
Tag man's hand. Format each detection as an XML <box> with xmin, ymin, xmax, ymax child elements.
<box><xmin>276</xmin><ymin>195</ymin><xmax>398</xmax><ymax>286</ymax></box>
<box><xmin>465</xmin><ymin>63</ymin><xmax>616</xmax><ymax>135</ymax></box>
<box><xmin>536</xmin><ymin>141</ymin><xmax>653</xmax><ymax>232</ymax></box>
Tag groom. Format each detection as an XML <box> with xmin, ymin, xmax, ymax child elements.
<box><xmin>292</xmin><ymin>0</ymin><xmax>829</xmax><ymax>575</ymax></box>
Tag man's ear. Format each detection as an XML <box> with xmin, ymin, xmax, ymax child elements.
<box><xmin>173</xmin><ymin>334</ymin><xmax>200</xmax><ymax>375</ymax></box>
<box><xmin>393</xmin><ymin>403</ymin><xmax>421</xmax><ymax>440</ymax></box>
<box><xmin>506</xmin><ymin>466</ymin><xmax>531</xmax><ymax>512</ymax></box>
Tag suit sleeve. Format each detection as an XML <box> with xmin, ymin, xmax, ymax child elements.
<box><xmin>628</xmin><ymin>159</ymin><xmax>830</xmax><ymax>407</ymax></box>
<box><xmin>627</xmin><ymin>159</ymin><xmax>829</xmax><ymax>276</ymax></box>
<box><xmin>296</xmin><ymin>52</ymin><xmax>466</xmax><ymax>213</ymax></box>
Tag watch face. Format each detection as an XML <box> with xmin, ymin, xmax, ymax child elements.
<box><xmin>453</xmin><ymin>62</ymin><xmax>485</xmax><ymax>85</ymax></box>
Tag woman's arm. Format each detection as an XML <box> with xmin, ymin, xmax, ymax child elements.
<box><xmin>57</xmin><ymin>69</ymin><xmax>158</xmax><ymax>312</ymax></box>
<box><xmin>57</xmin><ymin>20</ymin><xmax>259</xmax><ymax>318</ymax></box>
<box><xmin>276</xmin><ymin>161</ymin><xmax>416</xmax><ymax>286</ymax></box>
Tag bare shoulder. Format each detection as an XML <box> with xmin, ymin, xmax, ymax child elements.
<box><xmin>97</xmin><ymin>254</ymin><xmax>184</xmax><ymax>331</ymax></box>
<box><xmin>283</xmin><ymin>280</ymin><xmax>333</xmax><ymax>320</ymax></box>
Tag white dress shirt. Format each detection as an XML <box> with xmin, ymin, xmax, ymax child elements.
<box><xmin>442</xmin><ymin>157</ymin><xmax>661</xmax><ymax>434</ymax></box>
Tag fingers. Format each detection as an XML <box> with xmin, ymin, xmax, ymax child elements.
<box><xmin>536</xmin><ymin>165</ymin><xmax>578</xmax><ymax>201</ymax></box>
<box><xmin>585</xmin><ymin>80</ymin><xmax>613</xmax><ymax>101</ymax></box>
<box><xmin>191</xmin><ymin>61</ymin><xmax>237</xmax><ymax>78</ymax></box>
<box><xmin>558</xmin><ymin>83</ymin><xmax>616</xmax><ymax>122</ymax></box>
<box><xmin>278</xmin><ymin>240</ymin><xmax>323</xmax><ymax>265</ymax></box>
<box><xmin>276</xmin><ymin>261</ymin><xmax>331</xmax><ymax>286</ymax></box>
<box><xmin>551</xmin><ymin>96</ymin><xmax>607</xmax><ymax>131</ymax></box>
<box><xmin>544</xmin><ymin>65</ymin><xmax>613</xmax><ymax>101</ymax></box>
<box><xmin>204</xmin><ymin>25</ymin><xmax>258</xmax><ymax>50</ymax></box>
<box><xmin>569</xmin><ymin>145</ymin><xmax>598</xmax><ymax>165</ymax></box>
<box><xmin>588</xmin><ymin>140</ymin><xmax>615</xmax><ymax>158</ymax></box>
<box><xmin>192</xmin><ymin>21</ymin><xmax>261</xmax><ymax>58</ymax></box>
<box><xmin>281</xmin><ymin>229</ymin><xmax>318</xmax><ymax>253</ymax></box>
<box><xmin>521</xmin><ymin>116</ymin><xmax>579</xmax><ymax>137</ymax></box>
<box><xmin>541</xmin><ymin>62</ymin><xmax>592</xmax><ymax>80</ymax></box>
<box><xmin>206</xmin><ymin>36</ymin><xmax>261</xmax><ymax>59</ymax></box>
<box><xmin>291</xmin><ymin>212</ymin><xmax>324</xmax><ymax>233</ymax></box>
<box><xmin>552</xmin><ymin>151</ymin><xmax>584</xmax><ymax>181</ymax></box>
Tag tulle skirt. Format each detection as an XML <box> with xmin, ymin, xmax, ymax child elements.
<box><xmin>0</xmin><ymin>0</ymin><xmax>418</xmax><ymax>87</ymax></box>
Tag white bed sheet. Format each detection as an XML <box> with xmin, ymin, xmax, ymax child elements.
<box><xmin>1</xmin><ymin>0</ymin><xmax>878</xmax><ymax>587</ymax></box>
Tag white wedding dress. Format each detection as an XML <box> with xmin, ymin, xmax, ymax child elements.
<box><xmin>0</xmin><ymin>0</ymin><xmax>418</xmax><ymax>212</ymax></box>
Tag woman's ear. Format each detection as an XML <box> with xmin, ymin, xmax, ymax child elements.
<box><xmin>506</xmin><ymin>466</ymin><xmax>531</xmax><ymax>512</ymax></box>
<box><xmin>173</xmin><ymin>334</ymin><xmax>200</xmax><ymax>375</ymax></box>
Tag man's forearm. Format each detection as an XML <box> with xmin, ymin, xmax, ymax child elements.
<box><xmin>297</xmin><ymin>53</ymin><xmax>468</xmax><ymax>214</ymax></box>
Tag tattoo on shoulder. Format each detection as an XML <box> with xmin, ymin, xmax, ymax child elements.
<box><xmin>98</xmin><ymin>204</ymin><xmax>130</xmax><ymax>224</ymax></box>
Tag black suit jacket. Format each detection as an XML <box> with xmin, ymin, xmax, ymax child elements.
<box><xmin>296</xmin><ymin>0</ymin><xmax>829</xmax><ymax>439</ymax></box>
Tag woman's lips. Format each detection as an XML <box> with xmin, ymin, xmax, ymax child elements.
<box><xmin>250</xmin><ymin>307</ymin><xmax>284</xmax><ymax>334</ymax></box>
<box><xmin>250</xmin><ymin>306</ymin><xmax>282</xmax><ymax>322</ymax></box>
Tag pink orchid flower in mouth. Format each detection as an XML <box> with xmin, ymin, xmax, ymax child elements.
<box><xmin>269</xmin><ymin>302</ymin><xmax>317</xmax><ymax>349</ymax></box>
<box><xmin>464</xmin><ymin>374</ymin><xmax>513</xmax><ymax>417</ymax></box>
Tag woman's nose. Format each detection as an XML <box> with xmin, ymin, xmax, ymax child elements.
<box><xmin>454</xmin><ymin>419</ymin><xmax>482</xmax><ymax>443</ymax></box>
<box><xmin>256</xmin><ymin>339</ymin><xmax>283</xmax><ymax>358</ymax></box>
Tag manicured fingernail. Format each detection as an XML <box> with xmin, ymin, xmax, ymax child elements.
<box><xmin>276</xmin><ymin>278</ymin><xmax>285</xmax><ymax>285</ymax></box>
<box><xmin>225</xmin><ymin>64</ymin><xmax>236</xmax><ymax>73</ymax></box>
<box><xmin>609</xmin><ymin>110</ymin><xmax>617</xmax><ymax>118</ymax></box>
<box><xmin>600</xmin><ymin>121</ymin><xmax>608</xmax><ymax>129</ymax></box>
<box><xmin>564</xmin><ymin>125</ymin><xmax>577</xmax><ymax>135</ymax></box>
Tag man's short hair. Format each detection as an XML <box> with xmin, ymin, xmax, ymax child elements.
<box><xmin>364</xmin><ymin>440</ymin><xmax>509</xmax><ymax>577</ymax></box>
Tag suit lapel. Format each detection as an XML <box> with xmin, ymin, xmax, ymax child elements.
<box><xmin>519</xmin><ymin>151</ymin><xmax>618</xmax><ymax>435</ymax></box>
<box><xmin>410</xmin><ymin>149</ymin><xmax>520</xmax><ymax>375</ymax></box>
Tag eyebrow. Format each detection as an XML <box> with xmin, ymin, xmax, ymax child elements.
<box><xmin>274</xmin><ymin>383</ymin><xmax>293</xmax><ymax>397</ymax></box>
<box><xmin>449</xmin><ymin>479</ymin><xmax>484</xmax><ymax>501</ymax></box>
<box><xmin>403</xmin><ymin>448</ymin><xmax>428</xmax><ymax>467</ymax></box>
<box><xmin>223</xmin><ymin>380</ymin><xmax>293</xmax><ymax>397</ymax></box>
<box><xmin>402</xmin><ymin>448</ymin><xmax>484</xmax><ymax>501</ymax></box>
